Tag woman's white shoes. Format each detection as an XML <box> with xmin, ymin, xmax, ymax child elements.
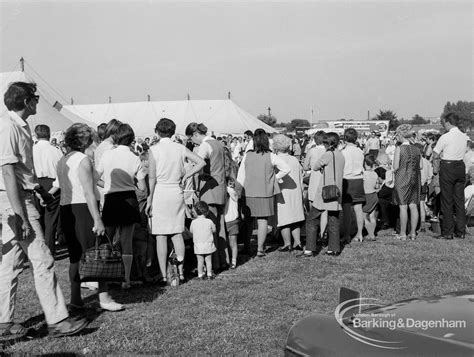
<box><xmin>100</xmin><ymin>301</ymin><xmax>125</xmax><ymax>312</ymax></box>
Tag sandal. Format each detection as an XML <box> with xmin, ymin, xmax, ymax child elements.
<box><xmin>179</xmin><ymin>274</ymin><xmax>186</xmax><ymax>282</ymax></box>
<box><xmin>230</xmin><ymin>263</ymin><xmax>237</xmax><ymax>269</ymax></box>
<box><xmin>353</xmin><ymin>237</ymin><xmax>364</xmax><ymax>242</ymax></box>
<box><xmin>0</xmin><ymin>322</ymin><xmax>27</xmax><ymax>338</ymax></box>
<box><xmin>409</xmin><ymin>234</ymin><xmax>417</xmax><ymax>241</ymax></box>
<box><xmin>278</xmin><ymin>245</ymin><xmax>292</xmax><ymax>252</ymax></box>
<box><xmin>256</xmin><ymin>251</ymin><xmax>266</xmax><ymax>257</ymax></box>
<box><xmin>394</xmin><ymin>235</ymin><xmax>407</xmax><ymax>241</ymax></box>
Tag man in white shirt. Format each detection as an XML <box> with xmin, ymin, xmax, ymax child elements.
<box><xmin>33</xmin><ymin>125</ymin><xmax>63</xmax><ymax>255</ymax></box>
<box><xmin>433</xmin><ymin>112</ymin><xmax>469</xmax><ymax>239</ymax></box>
<box><xmin>0</xmin><ymin>82</ymin><xmax>87</xmax><ymax>338</ymax></box>
<box><xmin>365</xmin><ymin>131</ymin><xmax>381</xmax><ymax>158</ymax></box>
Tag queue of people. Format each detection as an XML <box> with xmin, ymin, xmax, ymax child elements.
<box><xmin>0</xmin><ymin>81</ymin><xmax>471</xmax><ymax>340</ymax></box>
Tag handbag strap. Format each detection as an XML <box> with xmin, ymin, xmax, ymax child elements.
<box><xmin>323</xmin><ymin>151</ymin><xmax>337</xmax><ymax>185</ymax></box>
<box><xmin>94</xmin><ymin>232</ymin><xmax>118</xmax><ymax>251</ymax></box>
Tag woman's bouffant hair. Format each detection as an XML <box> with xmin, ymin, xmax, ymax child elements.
<box><xmin>272</xmin><ymin>134</ymin><xmax>292</xmax><ymax>153</ymax></box>
<box><xmin>4</xmin><ymin>82</ymin><xmax>37</xmax><ymax>111</ymax></box>
<box><xmin>185</xmin><ymin>122</ymin><xmax>208</xmax><ymax>137</ymax></box>
<box><xmin>155</xmin><ymin>118</ymin><xmax>176</xmax><ymax>138</ymax></box>
<box><xmin>253</xmin><ymin>128</ymin><xmax>270</xmax><ymax>154</ymax></box>
<box><xmin>104</xmin><ymin>119</ymin><xmax>122</xmax><ymax>140</ymax></box>
<box><xmin>65</xmin><ymin>123</ymin><xmax>93</xmax><ymax>151</ymax></box>
<box><xmin>323</xmin><ymin>132</ymin><xmax>340</xmax><ymax>151</ymax></box>
<box><xmin>114</xmin><ymin>123</ymin><xmax>135</xmax><ymax>146</ymax></box>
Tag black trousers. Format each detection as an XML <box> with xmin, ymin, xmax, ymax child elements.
<box><xmin>37</xmin><ymin>177</ymin><xmax>61</xmax><ymax>256</ymax></box>
<box><xmin>439</xmin><ymin>161</ymin><xmax>466</xmax><ymax>236</ymax></box>
<box><xmin>306</xmin><ymin>207</ymin><xmax>340</xmax><ymax>253</ymax></box>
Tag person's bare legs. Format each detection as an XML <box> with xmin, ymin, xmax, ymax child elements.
<box><xmin>257</xmin><ymin>218</ymin><xmax>268</xmax><ymax>253</ymax></box>
<box><xmin>281</xmin><ymin>227</ymin><xmax>292</xmax><ymax>247</ymax></box>
<box><xmin>171</xmin><ymin>233</ymin><xmax>185</xmax><ymax>277</ymax></box>
<box><xmin>399</xmin><ymin>205</ymin><xmax>408</xmax><ymax>238</ymax></box>
<box><xmin>364</xmin><ymin>212</ymin><xmax>376</xmax><ymax>239</ymax></box>
<box><xmin>205</xmin><ymin>254</ymin><xmax>213</xmax><ymax>277</ymax></box>
<box><xmin>353</xmin><ymin>203</ymin><xmax>364</xmax><ymax>239</ymax></box>
<box><xmin>228</xmin><ymin>234</ymin><xmax>238</xmax><ymax>267</ymax></box>
<box><xmin>291</xmin><ymin>226</ymin><xmax>301</xmax><ymax>247</ymax></box>
<box><xmin>408</xmin><ymin>203</ymin><xmax>419</xmax><ymax>238</ymax></box>
<box><xmin>196</xmin><ymin>255</ymin><xmax>205</xmax><ymax>277</ymax></box>
<box><xmin>420</xmin><ymin>200</ymin><xmax>427</xmax><ymax>231</ymax></box>
<box><xmin>155</xmin><ymin>235</ymin><xmax>168</xmax><ymax>280</ymax></box>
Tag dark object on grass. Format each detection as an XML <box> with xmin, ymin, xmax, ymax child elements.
<box><xmin>285</xmin><ymin>288</ymin><xmax>474</xmax><ymax>356</ymax></box>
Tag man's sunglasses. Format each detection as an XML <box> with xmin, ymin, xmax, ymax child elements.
<box><xmin>30</xmin><ymin>95</ymin><xmax>40</xmax><ymax>102</ymax></box>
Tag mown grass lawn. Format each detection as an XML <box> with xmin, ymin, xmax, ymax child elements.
<box><xmin>1</xmin><ymin>229</ymin><xmax>473</xmax><ymax>355</ymax></box>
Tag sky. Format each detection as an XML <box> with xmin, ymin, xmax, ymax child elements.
<box><xmin>0</xmin><ymin>1</ymin><xmax>473</xmax><ymax>124</ymax></box>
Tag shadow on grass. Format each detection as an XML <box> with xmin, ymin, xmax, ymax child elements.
<box><xmin>108</xmin><ymin>282</ymin><xmax>167</xmax><ymax>305</ymax></box>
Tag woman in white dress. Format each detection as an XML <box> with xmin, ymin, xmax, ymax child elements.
<box><xmin>273</xmin><ymin>135</ymin><xmax>305</xmax><ymax>251</ymax></box>
<box><xmin>146</xmin><ymin>118</ymin><xmax>205</xmax><ymax>284</ymax></box>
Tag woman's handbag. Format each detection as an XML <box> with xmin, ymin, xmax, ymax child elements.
<box><xmin>321</xmin><ymin>151</ymin><xmax>340</xmax><ymax>203</ymax></box>
<box><xmin>78</xmin><ymin>232</ymin><xmax>125</xmax><ymax>282</ymax></box>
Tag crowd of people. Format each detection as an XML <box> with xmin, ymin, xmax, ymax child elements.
<box><xmin>0</xmin><ymin>81</ymin><xmax>471</xmax><ymax>339</ymax></box>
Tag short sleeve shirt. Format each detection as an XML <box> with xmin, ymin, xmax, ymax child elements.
<box><xmin>433</xmin><ymin>127</ymin><xmax>469</xmax><ymax>160</ymax></box>
<box><xmin>96</xmin><ymin>145</ymin><xmax>145</xmax><ymax>194</ymax></box>
<box><xmin>0</xmin><ymin>111</ymin><xmax>37</xmax><ymax>190</ymax></box>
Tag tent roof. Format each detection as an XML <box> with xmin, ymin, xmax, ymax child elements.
<box><xmin>65</xmin><ymin>99</ymin><xmax>275</xmax><ymax>137</ymax></box>
<box><xmin>1</xmin><ymin>71</ymin><xmax>94</xmax><ymax>132</ymax></box>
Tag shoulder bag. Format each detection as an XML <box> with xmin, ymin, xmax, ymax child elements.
<box><xmin>321</xmin><ymin>151</ymin><xmax>341</xmax><ymax>203</ymax></box>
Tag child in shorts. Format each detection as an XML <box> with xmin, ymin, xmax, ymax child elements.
<box><xmin>363</xmin><ymin>155</ymin><xmax>381</xmax><ymax>241</ymax></box>
<box><xmin>224</xmin><ymin>177</ymin><xmax>241</xmax><ymax>269</ymax></box>
<box><xmin>190</xmin><ymin>201</ymin><xmax>216</xmax><ymax>280</ymax></box>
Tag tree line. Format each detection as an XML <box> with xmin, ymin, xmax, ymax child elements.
<box><xmin>258</xmin><ymin>101</ymin><xmax>473</xmax><ymax>132</ymax></box>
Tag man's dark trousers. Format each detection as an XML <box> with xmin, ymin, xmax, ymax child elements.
<box><xmin>37</xmin><ymin>177</ymin><xmax>61</xmax><ymax>256</ymax></box>
<box><xmin>439</xmin><ymin>161</ymin><xmax>466</xmax><ymax>236</ymax></box>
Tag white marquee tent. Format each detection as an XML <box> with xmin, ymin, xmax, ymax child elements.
<box><xmin>65</xmin><ymin>99</ymin><xmax>276</xmax><ymax>137</ymax></box>
<box><xmin>2</xmin><ymin>60</ymin><xmax>274</xmax><ymax>137</ymax></box>
<box><xmin>0</xmin><ymin>71</ymin><xmax>94</xmax><ymax>132</ymax></box>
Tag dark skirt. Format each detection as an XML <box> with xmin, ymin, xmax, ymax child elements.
<box><xmin>246</xmin><ymin>196</ymin><xmax>274</xmax><ymax>218</ymax></box>
<box><xmin>60</xmin><ymin>203</ymin><xmax>96</xmax><ymax>264</ymax></box>
<box><xmin>102</xmin><ymin>190</ymin><xmax>140</xmax><ymax>226</ymax></box>
<box><xmin>342</xmin><ymin>178</ymin><xmax>366</xmax><ymax>204</ymax></box>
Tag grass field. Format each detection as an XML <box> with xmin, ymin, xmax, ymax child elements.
<box><xmin>1</xmin><ymin>228</ymin><xmax>473</xmax><ymax>355</ymax></box>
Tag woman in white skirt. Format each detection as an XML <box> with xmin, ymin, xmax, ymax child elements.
<box><xmin>146</xmin><ymin>118</ymin><xmax>205</xmax><ymax>285</ymax></box>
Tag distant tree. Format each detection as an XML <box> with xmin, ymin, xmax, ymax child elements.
<box><xmin>287</xmin><ymin>119</ymin><xmax>311</xmax><ymax>131</ymax></box>
<box><xmin>442</xmin><ymin>100</ymin><xmax>474</xmax><ymax>132</ymax></box>
<box><xmin>257</xmin><ymin>114</ymin><xmax>277</xmax><ymax>127</ymax></box>
<box><xmin>375</xmin><ymin>110</ymin><xmax>399</xmax><ymax>131</ymax></box>
<box><xmin>411</xmin><ymin>114</ymin><xmax>429</xmax><ymax>125</ymax></box>
<box><xmin>274</xmin><ymin>122</ymin><xmax>286</xmax><ymax>127</ymax></box>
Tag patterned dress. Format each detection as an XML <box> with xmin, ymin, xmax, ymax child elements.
<box><xmin>393</xmin><ymin>144</ymin><xmax>421</xmax><ymax>205</ymax></box>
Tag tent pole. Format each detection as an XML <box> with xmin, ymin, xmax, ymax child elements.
<box><xmin>20</xmin><ymin>57</ymin><xmax>24</xmax><ymax>72</ymax></box>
